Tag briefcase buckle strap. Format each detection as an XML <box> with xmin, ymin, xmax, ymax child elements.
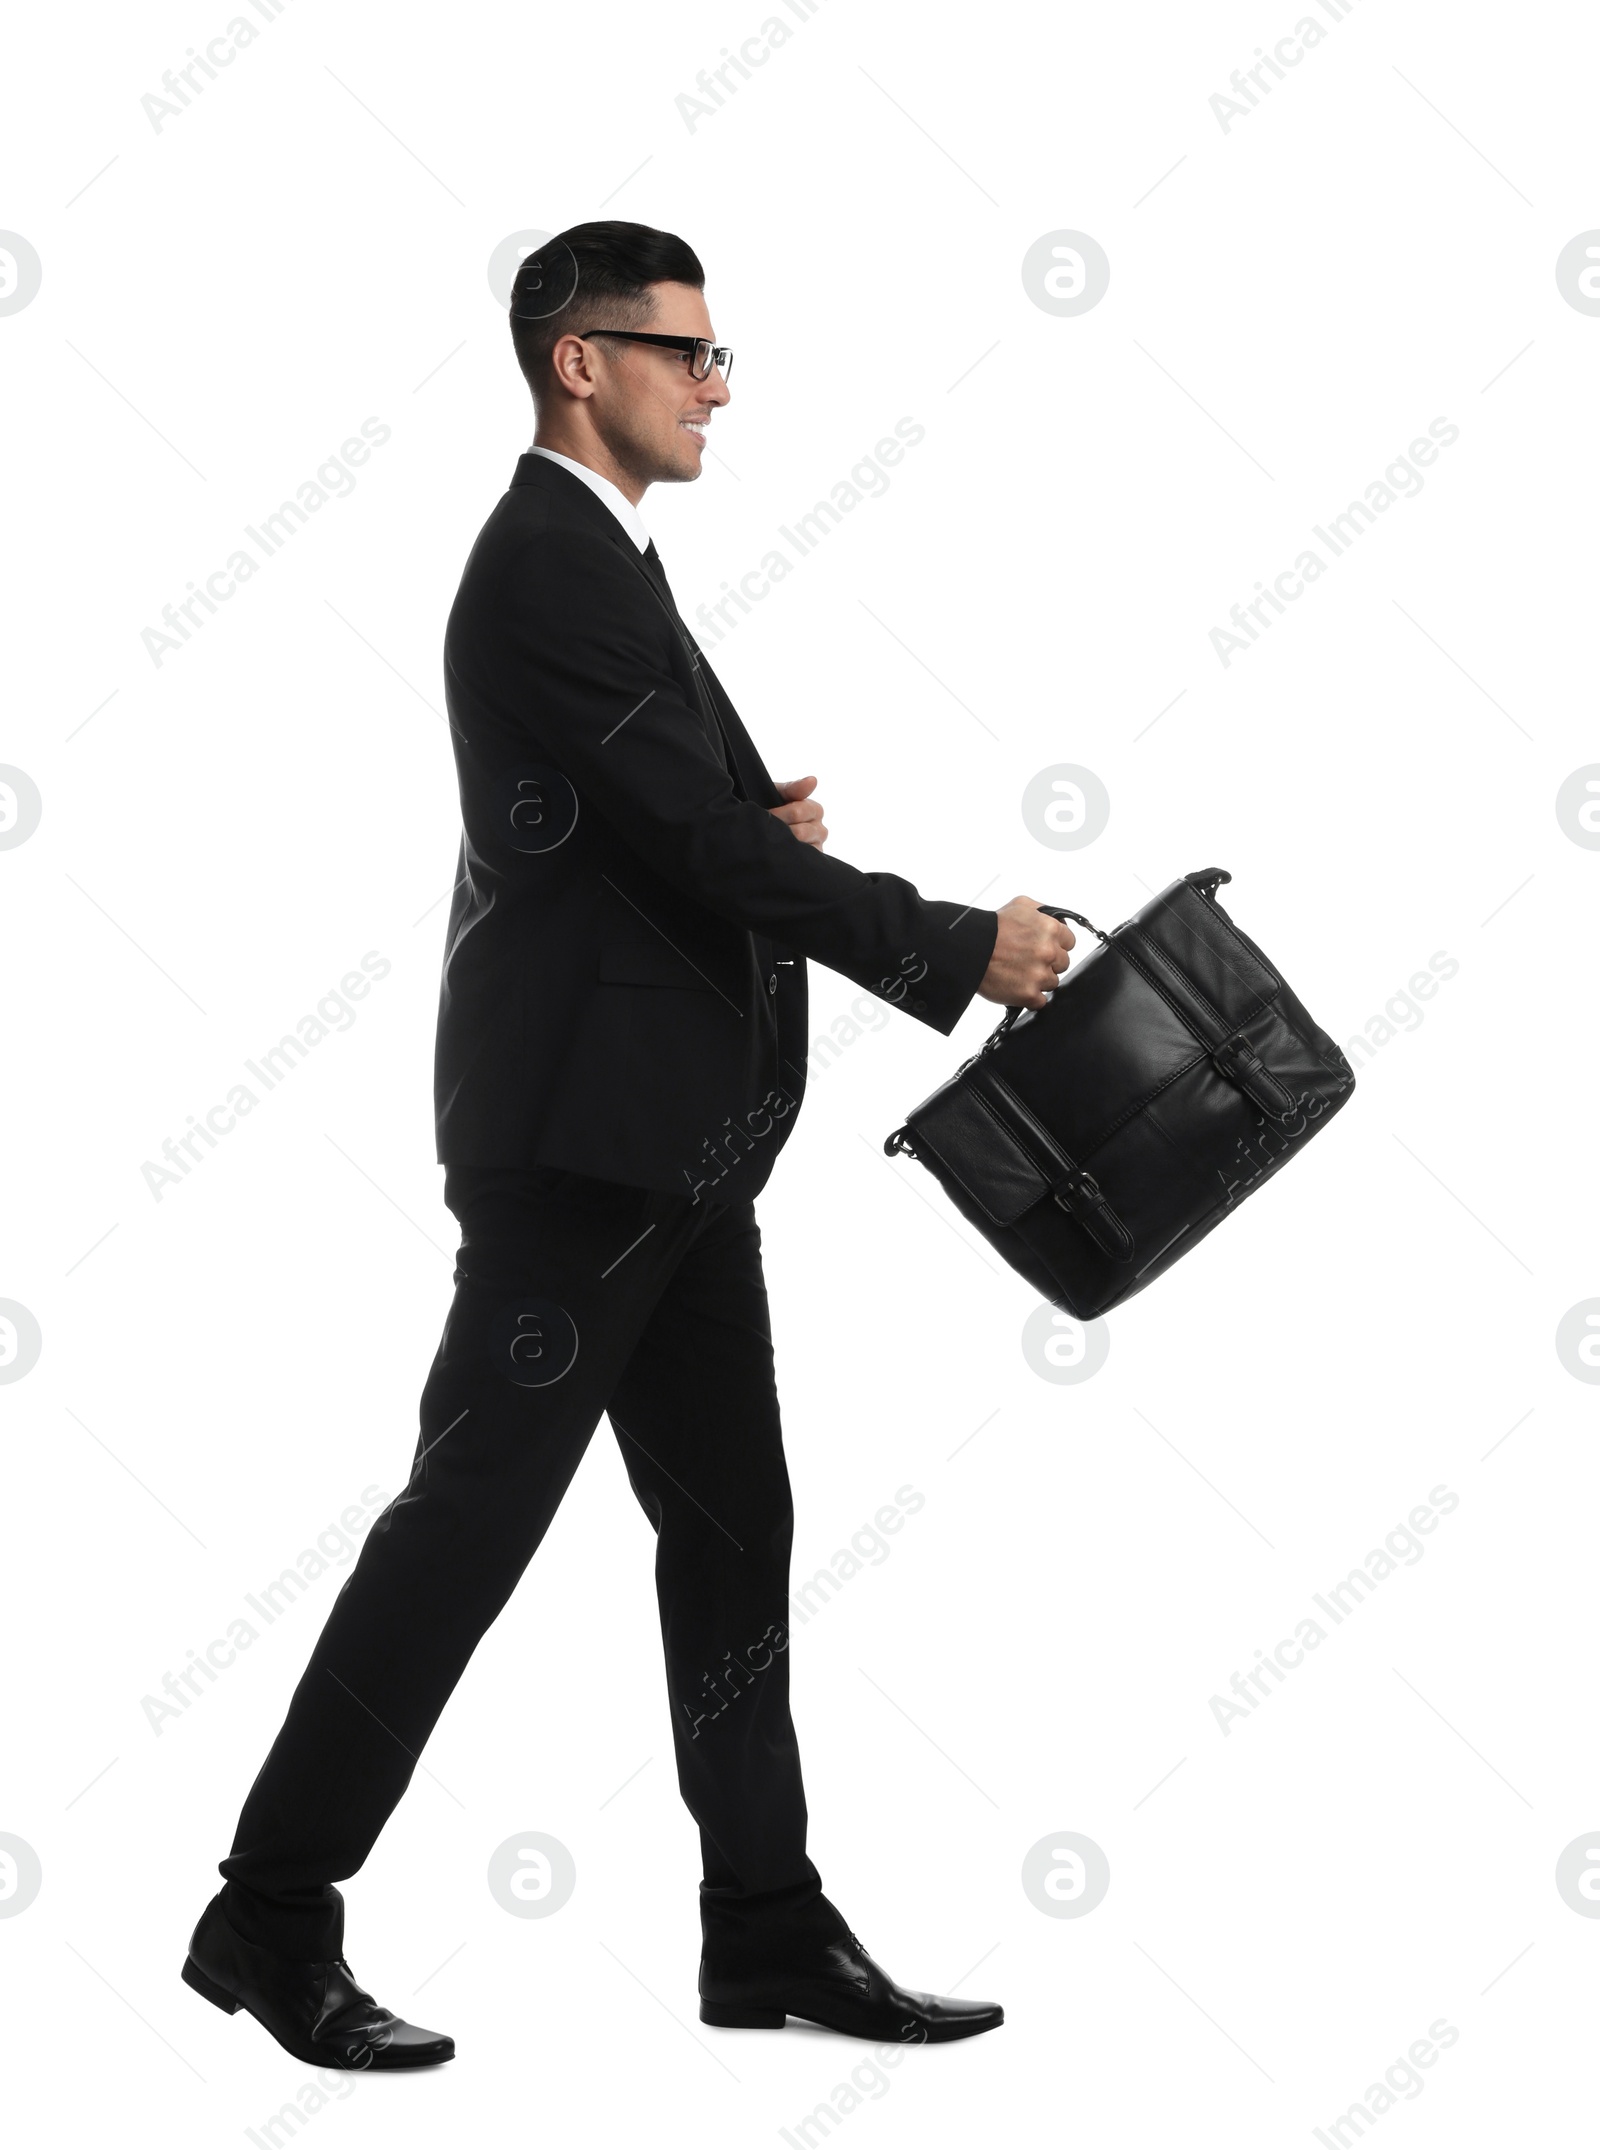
<box><xmin>1051</xmin><ymin>1169</ymin><xmax>1136</xmax><ymax>1262</ymax></box>
<box><xmin>1211</xmin><ymin>1033</ymin><xmax>1296</xmax><ymax>1120</ymax></box>
<box><xmin>976</xmin><ymin>1072</ymin><xmax>1138</xmax><ymax>1264</ymax></box>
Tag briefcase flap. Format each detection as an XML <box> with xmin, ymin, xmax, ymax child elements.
<box><xmin>908</xmin><ymin>1078</ymin><xmax>1052</xmax><ymax>1228</ymax></box>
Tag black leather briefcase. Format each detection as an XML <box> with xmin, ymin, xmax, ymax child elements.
<box><xmin>883</xmin><ymin>869</ymin><xmax>1355</xmax><ymax>1318</ymax></box>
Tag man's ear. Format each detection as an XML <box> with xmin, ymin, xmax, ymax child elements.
<box><xmin>547</xmin><ymin>333</ymin><xmax>596</xmax><ymax>401</ymax></box>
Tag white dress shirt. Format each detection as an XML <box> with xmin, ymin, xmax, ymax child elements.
<box><xmin>528</xmin><ymin>445</ymin><xmax>650</xmax><ymax>553</ymax></box>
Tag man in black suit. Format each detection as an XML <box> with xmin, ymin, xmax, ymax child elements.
<box><xmin>182</xmin><ymin>221</ymin><xmax>1074</xmax><ymax>2068</ymax></box>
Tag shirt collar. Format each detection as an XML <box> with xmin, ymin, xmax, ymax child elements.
<box><xmin>527</xmin><ymin>446</ymin><xmax>651</xmax><ymax>553</ymax></box>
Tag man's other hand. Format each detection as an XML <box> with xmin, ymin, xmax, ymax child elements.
<box><xmin>768</xmin><ymin>775</ymin><xmax>828</xmax><ymax>849</ymax></box>
<box><xmin>976</xmin><ymin>896</ymin><xmax>1077</xmax><ymax>1009</ymax></box>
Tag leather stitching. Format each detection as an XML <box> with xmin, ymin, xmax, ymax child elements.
<box><xmin>1016</xmin><ymin>1043</ymin><xmax>1212</xmax><ymax>1165</ymax></box>
<box><xmin>975</xmin><ymin>1073</ymin><xmax>1075</xmax><ymax>1178</ymax></box>
<box><xmin>956</xmin><ymin>1084</ymin><xmax>1052</xmax><ymax>1221</ymax></box>
<box><xmin>1108</xmin><ymin>938</ymin><xmax>1214</xmax><ymax>1046</ymax></box>
<box><xmin>1159</xmin><ymin>885</ymin><xmax>1284</xmax><ymax>1007</ymax></box>
<box><xmin>1121</xmin><ymin>925</ymin><xmax>1272</xmax><ymax>1039</ymax></box>
<box><xmin>1112</xmin><ymin>938</ymin><xmax>1292</xmax><ymax>1119</ymax></box>
<box><xmin>975</xmin><ymin>1079</ymin><xmax>1133</xmax><ymax>1255</ymax></box>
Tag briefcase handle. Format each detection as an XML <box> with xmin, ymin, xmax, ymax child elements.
<box><xmin>1038</xmin><ymin>902</ymin><xmax>1108</xmax><ymax>941</ymax></box>
<box><xmin>977</xmin><ymin>869</ymin><xmax>1232</xmax><ymax>1056</ymax></box>
<box><xmin>974</xmin><ymin>903</ymin><xmax>1105</xmax><ymax>1057</ymax></box>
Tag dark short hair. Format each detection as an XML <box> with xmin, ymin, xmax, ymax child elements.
<box><xmin>509</xmin><ymin>220</ymin><xmax>704</xmax><ymax>400</ymax></box>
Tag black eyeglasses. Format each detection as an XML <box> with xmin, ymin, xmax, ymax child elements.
<box><xmin>577</xmin><ymin>330</ymin><xmax>733</xmax><ymax>382</ymax></box>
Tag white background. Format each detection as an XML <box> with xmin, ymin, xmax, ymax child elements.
<box><xmin>3</xmin><ymin>0</ymin><xmax>1598</xmax><ymax>2142</ymax></box>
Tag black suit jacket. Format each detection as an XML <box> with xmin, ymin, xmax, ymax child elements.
<box><xmin>434</xmin><ymin>452</ymin><xmax>999</xmax><ymax>1199</ymax></box>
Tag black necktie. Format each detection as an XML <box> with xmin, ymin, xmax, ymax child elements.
<box><xmin>641</xmin><ymin>540</ymin><xmax>677</xmax><ymax>611</ymax></box>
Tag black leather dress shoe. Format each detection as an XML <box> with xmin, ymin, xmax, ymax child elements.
<box><xmin>700</xmin><ymin>1921</ymin><xmax>1003</xmax><ymax>2044</ymax></box>
<box><xmin>181</xmin><ymin>1892</ymin><xmax>454</xmax><ymax>2069</ymax></box>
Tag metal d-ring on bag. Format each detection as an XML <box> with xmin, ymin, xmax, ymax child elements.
<box><xmin>883</xmin><ymin>869</ymin><xmax>1356</xmax><ymax>1319</ymax></box>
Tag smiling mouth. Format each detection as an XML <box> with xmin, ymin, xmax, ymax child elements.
<box><xmin>680</xmin><ymin>418</ymin><xmax>708</xmax><ymax>442</ymax></box>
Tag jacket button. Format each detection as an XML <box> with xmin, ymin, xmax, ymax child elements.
<box><xmin>768</xmin><ymin>973</ymin><xmax>778</xmax><ymax>994</ymax></box>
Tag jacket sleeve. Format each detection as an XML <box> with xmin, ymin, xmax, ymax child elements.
<box><xmin>488</xmin><ymin>527</ymin><xmax>999</xmax><ymax>1035</ymax></box>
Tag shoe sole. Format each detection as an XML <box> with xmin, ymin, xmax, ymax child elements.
<box><xmin>181</xmin><ymin>1957</ymin><xmax>240</xmax><ymax>2015</ymax></box>
<box><xmin>700</xmin><ymin>2000</ymin><xmax>789</xmax><ymax>2029</ymax></box>
<box><xmin>181</xmin><ymin>1956</ymin><xmax>454</xmax><ymax>2069</ymax></box>
<box><xmin>699</xmin><ymin>1998</ymin><xmax>1003</xmax><ymax>2043</ymax></box>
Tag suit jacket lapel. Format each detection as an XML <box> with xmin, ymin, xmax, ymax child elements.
<box><xmin>514</xmin><ymin>458</ymin><xmax>776</xmax><ymax>809</ymax></box>
<box><xmin>688</xmin><ymin>648</ymin><xmax>778</xmax><ymax>808</ymax></box>
<box><xmin>605</xmin><ymin>531</ymin><xmax>775</xmax><ymax>805</ymax></box>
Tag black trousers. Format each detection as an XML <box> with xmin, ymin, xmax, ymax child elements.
<box><xmin>219</xmin><ymin>1163</ymin><xmax>827</xmax><ymax>1963</ymax></box>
